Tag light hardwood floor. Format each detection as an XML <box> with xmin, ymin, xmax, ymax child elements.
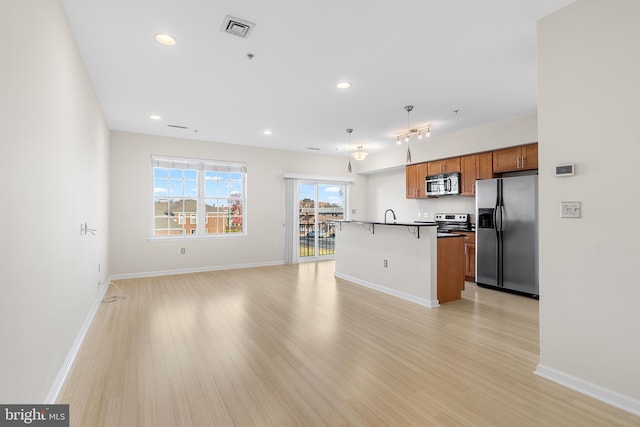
<box><xmin>59</xmin><ymin>261</ymin><xmax>639</xmax><ymax>426</ymax></box>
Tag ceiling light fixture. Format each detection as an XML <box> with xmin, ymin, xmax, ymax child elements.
<box><xmin>154</xmin><ymin>33</ymin><xmax>176</xmax><ymax>46</ymax></box>
<box><xmin>149</xmin><ymin>115</ymin><xmax>162</xmax><ymax>120</ymax></box>
<box><xmin>396</xmin><ymin>105</ymin><xmax>431</xmax><ymax>145</ymax></box>
<box><xmin>263</xmin><ymin>129</ymin><xmax>273</xmax><ymax>135</ymax></box>
<box><xmin>336</xmin><ymin>82</ymin><xmax>352</xmax><ymax>89</ymax></box>
<box><xmin>352</xmin><ymin>146</ymin><xmax>368</xmax><ymax>161</ymax></box>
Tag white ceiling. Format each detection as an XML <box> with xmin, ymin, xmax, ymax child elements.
<box><xmin>61</xmin><ymin>0</ymin><xmax>575</xmax><ymax>156</ymax></box>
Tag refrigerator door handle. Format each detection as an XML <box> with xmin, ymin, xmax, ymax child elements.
<box><xmin>493</xmin><ymin>200</ymin><xmax>501</xmax><ymax>231</ymax></box>
<box><xmin>497</xmin><ymin>179</ymin><xmax>504</xmax><ymax>287</ymax></box>
<box><xmin>493</xmin><ymin>181</ymin><xmax>501</xmax><ymax>286</ymax></box>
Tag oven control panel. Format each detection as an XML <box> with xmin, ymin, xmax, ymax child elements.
<box><xmin>434</xmin><ymin>213</ymin><xmax>469</xmax><ymax>223</ymax></box>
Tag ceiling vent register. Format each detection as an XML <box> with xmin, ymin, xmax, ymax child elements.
<box><xmin>221</xmin><ymin>15</ymin><xmax>255</xmax><ymax>38</ymax></box>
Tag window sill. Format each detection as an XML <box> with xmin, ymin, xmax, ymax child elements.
<box><xmin>148</xmin><ymin>233</ymin><xmax>247</xmax><ymax>242</ymax></box>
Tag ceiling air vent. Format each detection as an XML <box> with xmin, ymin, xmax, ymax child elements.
<box><xmin>221</xmin><ymin>15</ymin><xmax>255</xmax><ymax>38</ymax></box>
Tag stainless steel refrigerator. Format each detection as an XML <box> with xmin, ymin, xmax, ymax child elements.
<box><xmin>476</xmin><ymin>175</ymin><xmax>539</xmax><ymax>297</ymax></box>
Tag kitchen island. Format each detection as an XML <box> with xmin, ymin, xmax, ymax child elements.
<box><xmin>334</xmin><ymin>221</ymin><xmax>464</xmax><ymax>308</ymax></box>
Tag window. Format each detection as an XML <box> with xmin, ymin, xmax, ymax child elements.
<box><xmin>152</xmin><ymin>156</ymin><xmax>247</xmax><ymax>237</ymax></box>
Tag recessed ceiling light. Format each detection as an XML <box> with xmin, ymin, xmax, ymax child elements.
<box><xmin>149</xmin><ymin>115</ymin><xmax>162</xmax><ymax>120</ymax></box>
<box><xmin>336</xmin><ymin>82</ymin><xmax>352</xmax><ymax>89</ymax></box>
<box><xmin>263</xmin><ymin>129</ymin><xmax>273</xmax><ymax>135</ymax></box>
<box><xmin>154</xmin><ymin>34</ymin><xmax>176</xmax><ymax>46</ymax></box>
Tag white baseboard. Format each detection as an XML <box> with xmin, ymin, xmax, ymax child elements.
<box><xmin>44</xmin><ymin>278</ymin><xmax>111</xmax><ymax>403</ymax></box>
<box><xmin>535</xmin><ymin>364</ymin><xmax>640</xmax><ymax>417</ymax></box>
<box><xmin>109</xmin><ymin>260</ymin><xmax>285</xmax><ymax>281</ymax></box>
<box><xmin>334</xmin><ymin>272</ymin><xmax>440</xmax><ymax>308</ymax></box>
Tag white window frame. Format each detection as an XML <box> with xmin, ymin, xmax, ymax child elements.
<box><xmin>151</xmin><ymin>155</ymin><xmax>247</xmax><ymax>239</ymax></box>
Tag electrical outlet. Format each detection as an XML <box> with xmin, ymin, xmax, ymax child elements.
<box><xmin>181</xmin><ymin>248</ymin><xmax>186</xmax><ymax>254</ymax></box>
<box><xmin>383</xmin><ymin>259</ymin><xmax>388</xmax><ymax>268</ymax></box>
<box><xmin>423</xmin><ymin>212</ymin><xmax>429</xmax><ymax>219</ymax></box>
<box><xmin>351</xmin><ymin>209</ymin><xmax>357</xmax><ymax>214</ymax></box>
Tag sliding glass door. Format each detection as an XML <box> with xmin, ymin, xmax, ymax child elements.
<box><xmin>298</xmin><ymin>182</ymin><xmax>345</xmax><ymax>260</ymax></box>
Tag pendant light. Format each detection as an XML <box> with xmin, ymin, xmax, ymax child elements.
<box><xmin>352</xmin><ymin>146</ymin><xmax>368</xmax><ymax>161</ymax></box>
<box><xmin>396</xmin><ymin>105</ymin><xmax>431</xmax><ymax>163</ymax></box>
<box><xmin>346</xmin><ymin>128</ymin><xmax>353</xmax><ymax>173</ymax></box>
<box><xmin>405</xmin><ymin>106</ymin><xmax>413</xmax><ymax>163</ymax></box>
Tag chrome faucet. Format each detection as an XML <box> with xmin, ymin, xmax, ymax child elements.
<box><xmin>384</xmin><ymin>209</ymin><xmax>397</xmax><ymax>223</ymax></box>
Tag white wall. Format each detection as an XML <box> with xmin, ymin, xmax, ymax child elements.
<box><xmin>109</xmin><ymin>131</ymin><xmax>368</xmax><ymax>277</ymax></box>
<box><xmin>361</xmin><ymin>113</ymin><xmax>538</xmax><ymax>173</ymax></box>
<box><xmin>365</xmin><ymin>115</ymin><xmax>538</xmax><ymax>224</ymax></box>
<box><xmin>0</xmin><ymin>1</ymin><xmax>109</xmax><ymax>402</ymax></box>
<box><xmin>367</xmin><ymin>169</ymin><xmax>477</xmax><ymax>223</ymax></box>
<box><xmin>537</xmin><ymin>0</ymin><xmax>640</xmax><ymax>413</ymax></box>
<box><xmin>335</xmin><ymin>223</ymin><xmax>439</xmax><ymax>307</ymax></box>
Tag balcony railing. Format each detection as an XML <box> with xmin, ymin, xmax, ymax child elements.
<box><xmin>299</xmin><ymin>219</ymin><xmax>338</xmax><ymax>257</ymax></box>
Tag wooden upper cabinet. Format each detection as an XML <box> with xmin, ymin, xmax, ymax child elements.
<box><xmin>460</xmin><ymin>155</ymin><xmax>476</xmax><ymax>196</ymax></box>
<box><xmin>427</xmin><ymin>157</ymin><xmax>461</xmax><ymax>175</ymax></box>
<box><xmin>407</xmin><ymin>144</ymin><xmax>535</xmax><ymax>199</ymax></box>
<box><xmin>461</xmin><ymin>152</ymin><xmax>493</xmax><ymax>196</ymax></box>
<box><xmin>520</xmin><ymin>143</ymin><xmax>538</xmax><ymax>170</ymax></box>
<box><xmin>476</xmin><ymin>151</ymin><xmax>494</xmax><ymax>180</ymax></box>
<box><xmin>406</xmin><ymin>163</ymin><xmax>428</xmax><ymax>199</ymax></box>
<box><xmin>492</xmin><ymin>143</ymin><xmax>538</xmax><ymax>173</ymax></box>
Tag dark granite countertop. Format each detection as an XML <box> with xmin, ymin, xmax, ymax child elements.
<box><xmin>437</xmin><ymin>233</ymin><xmax>465</xmax><ymax>238</ymax></box>
<box><xmin>335</xmin><ymin>220</ymin><xmax>439</xmax><ymax>227</ymax></box>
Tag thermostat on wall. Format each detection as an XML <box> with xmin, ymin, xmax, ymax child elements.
<box><xmin>555</xmin><ymin>163</ymin><xmax>575</xmax><ymax>176</ymax></box>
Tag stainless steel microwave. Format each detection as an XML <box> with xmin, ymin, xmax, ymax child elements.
<box><xmin>426</xmin><ymin>172</ymin><xmax>460</xmax><ymax>196</ymax></box>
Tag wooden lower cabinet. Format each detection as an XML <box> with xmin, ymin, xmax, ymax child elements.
<box><xmin>465</xmin><ymin>242</ymin><xmax>476</xmax><ymax>282</ymax></box>
<box><xmin>437</xmin><ymin>236</ymin><xmax>465</xmax><ymax>304</ymax></box>
<box><xmin>453</xmin><ymin>232</ymin><xmax>476</xmax><ymax>282</ymax></box>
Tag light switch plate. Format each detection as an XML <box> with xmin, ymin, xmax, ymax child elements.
<box><xmin>561</xmin><ymin>201</ymin><xmax>581</xmax><ymax>218</ymax></box>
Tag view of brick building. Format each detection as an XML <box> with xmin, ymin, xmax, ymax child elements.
<box><xmin>154</xmin><ymin>199</ymin><xmax>243</xmax><ymax>236</ymax></box>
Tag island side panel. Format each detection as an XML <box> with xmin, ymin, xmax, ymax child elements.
<box><xmin>334</xmin><ymin>223</ymin><xmax>438</xmax><ymax>307</ymax></box>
